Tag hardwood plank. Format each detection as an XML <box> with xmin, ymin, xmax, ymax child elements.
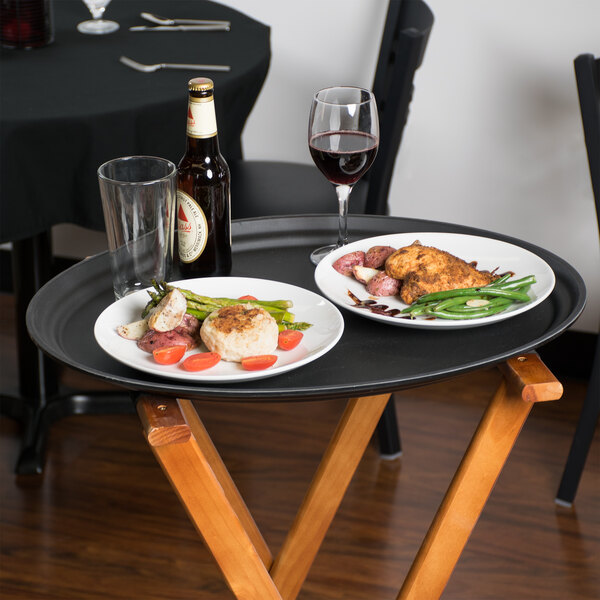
<box><xmin>1</xmin><ymin>292</ymin><xmax>598</xmax><ymax>599</ymax></box>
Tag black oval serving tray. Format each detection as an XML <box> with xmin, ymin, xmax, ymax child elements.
<box><xmin>26</xmin><ymin>215</ymin><xmax>586</xmax><ymax>402</ymax></box>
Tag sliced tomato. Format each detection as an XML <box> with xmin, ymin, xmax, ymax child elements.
<box><xmin>153</xmin><ymin>345</ymin><xmax>186</xmax><ymax>365</ymax></box>
<box><xmin>278</xmin><ymin>329</ymin><xmax>303</xmax><ymax>350</ymax></box>
<box><xmin>241</xmin><ymin>354</ymin><xmax>278</xmax><ymax>371</ymax></box>
<box><xmin>238</xmin><ymin>294</ymin><xmax>257</xmax><ymax>301</ymax></box>
<box><xmin>182</xmin><ymin>352</ymin><xmax>222</xmax><ymax>372</ymax></box>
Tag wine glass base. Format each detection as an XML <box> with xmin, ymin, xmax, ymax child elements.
<box><xmin>77</xmin><ymin>20</ymin><xmax>120</xmax><ymax>34</ymax></box>
<box><xmin>310</xmin><ymin>244</ymin><xmax>339</xmax><ymax>265</ymax></box>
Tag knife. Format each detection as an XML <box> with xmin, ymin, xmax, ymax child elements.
<box><xmin>140</xmin><ymin>12</ymin><xmax>231</xmax><ymax>27</ymax></box>
<box><xmin>130</xmin><ymin>24</ymin><xmax>231</xmax><ymax>32</ymax></box>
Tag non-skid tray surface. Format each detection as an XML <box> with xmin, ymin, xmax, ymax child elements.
<box><xmin>27</xmin><ymin>215</ymin><xmax>586</xmax><ymax>402</ymax></box>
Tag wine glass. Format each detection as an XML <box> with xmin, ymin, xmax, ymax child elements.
<box><xmin>308</xmin><ymin>86</ymin><xmax>379</xmax><ymax>265</ymax></box>
<box><xmin>77</xmin><ymin>0</ymin><xmax>119</xmax><ymax>35</ymax></box>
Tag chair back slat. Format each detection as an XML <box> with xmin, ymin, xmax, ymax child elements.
<box><xmin>574</xmin><ymin>53</ymin><xmax>600</xmax><ymax>228</ymax></box>
<box><xmin>365</xmin><ymin>0</ymin><xmax>434</xmax><ymax>215</ymax></box>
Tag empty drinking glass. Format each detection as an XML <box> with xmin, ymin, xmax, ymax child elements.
<box><xmin>98</xmin><ymin>156</ymin><xmax>177</xmax><ymax>299</ymax></box>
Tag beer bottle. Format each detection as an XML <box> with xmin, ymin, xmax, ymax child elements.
<box><xmin>175</xmin><ymin>78</ymin><xmax>232</xmax><ymax>278</ymax></box>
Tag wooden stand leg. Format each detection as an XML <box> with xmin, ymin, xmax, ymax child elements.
<box><xmin>397</xmin><ymin>353</ymin><xmax>563</xmax><ymax>600</ymax></box>
<box><xmin>137</xmin><ymin>396</ymin><xmax>281</xmax><ymax>600</ymax></box>
<box><xmin>271</xmin><ymin>394</ymin><xmax>392</xmax><ymax>600</ymax></box>
<box><xmin>177</xmin><ymin>399</ymin><xmax>273</xmax><ymax>568</ymax></box>
<box><xmin>136</xmin><ymin>393</ymin><xmax>391</xmax><ymax>600</ymax></box>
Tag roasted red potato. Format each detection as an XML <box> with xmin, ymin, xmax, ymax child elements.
<box><xmin>364</xmin><ymin>245</ymin><xmax>396</xmax><ymax>268</ymax></box>
<box><xmin>351</xmin><ymin>265</ymin><xmax>381</xmax><ymax>285</ymax></box>
<box><xmin>332</xmin><ymin>251</ymin><xmax>365</xmax><ymax>276</ymax></box>
<box><xmin>366</xmin><ymin>271</ymin><xmax>401</xmax><ymax>296</ymax></box>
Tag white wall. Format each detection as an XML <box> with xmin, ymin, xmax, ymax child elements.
<box><xmin>216</xmin><ymin>0</ymin><xmax>600</xmax><ymax>334</ymax></box>
<box><xmin>55</xmin><ymin>0</ymin><xmax>600</xmax><ymax>333</ymax></box>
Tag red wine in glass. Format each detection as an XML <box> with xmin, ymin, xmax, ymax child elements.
<box><xmin>308</xmin><ymin>86</ymin><xmax>379</xmax><ymax>265</ymax></box>
<box><xmin>309</xmin><ymin>131</ymin><xmax>378</xmax><ymax>186</ymax></box>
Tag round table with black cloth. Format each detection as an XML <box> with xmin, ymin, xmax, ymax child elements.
<box><xmin>0</xmin><ymin>0</ymin><xmax>270</xmax><ymax>241</ymax></box>
<box><xmin>0</xmin><ymin>0</ymin><xmax>270</xmax><ymax>474</ymax></box>
<box><xmin>24</xmin><ymin>215</ymin><xmax>587</xmax><ymax>599</ymax></box>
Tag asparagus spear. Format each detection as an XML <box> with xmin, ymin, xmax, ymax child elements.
<box><xmin>168</xmin><ymin>284</ymin><xmax>292</xmax><ymax>311</ymax></box>
<box><xmin>142</xmin><ymin>280</ymin><xmax>311</xmax><ymax>330</ymax></box>
<box><xmin>280</xmin><ymin>321</ymin><xmax>312</xmax><ymax>331</ymax></box>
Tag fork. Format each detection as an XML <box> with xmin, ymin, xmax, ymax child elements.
<box><xmin>119</xmin><ymin>56</ymin><xmax>231</xmax><ymax>73</ymax></box>
<box><xmin>129</xmin><ymin>24</ymin><xmax>231</xmax><ymax>32</ymax></box>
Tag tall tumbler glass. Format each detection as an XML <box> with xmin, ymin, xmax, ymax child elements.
<box><xmin>98</xmin><ymin>156</ymin><xmax>177</xmax><ymax>299</ymax></box>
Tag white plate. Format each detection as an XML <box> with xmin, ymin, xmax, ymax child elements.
<box><xmin>314</xmin><ymin>232</ymin><xmax>555</xmax><ymax>329</ymax></box>
<box><xmin>94</xmin><ymin>277</ymin><xmax>344</xmax><ymax>382</ymax></box>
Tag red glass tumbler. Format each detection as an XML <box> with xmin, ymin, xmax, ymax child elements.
<box><xmin>1</xmin><ymin>0</ymin><xmax>54</xmax><ymax>49</ymax></box>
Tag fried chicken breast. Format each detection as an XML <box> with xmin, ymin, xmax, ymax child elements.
<box><xmin>385</xmin><ymin>241</ymin><xmax>498</xmax><ymax>304</ymax></box>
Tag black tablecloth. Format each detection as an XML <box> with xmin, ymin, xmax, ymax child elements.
<box><xmin>0</xmin><ymin>0</ymin><xmax>270</xmax><ymax>243</ymax></box>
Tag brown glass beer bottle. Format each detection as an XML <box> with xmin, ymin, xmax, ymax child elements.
<box><xmin>175</xmin><ymin>78</ymin><xmax>232</xmax><ymax>278</ymax></box>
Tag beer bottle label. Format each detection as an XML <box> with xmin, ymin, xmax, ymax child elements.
<box><xmin>177</xmin><ymin>190</ymin><xmax>208</xmax><ymax>263</ymax></box>
<box><xmin>187</xmin><ymin>98</ymin><xmax>218</xmax><ymax>139</ymax></box>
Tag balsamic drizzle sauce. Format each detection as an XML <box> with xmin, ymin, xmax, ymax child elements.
<box><xmin>347</xmin><ymin>290</ymin><xmax>409</xmax><ymax>318</ymax></box>
<box><xmin>346</xmin><ymin>267</ymin><xmax>511</xmax><ymax>321</ymax></box>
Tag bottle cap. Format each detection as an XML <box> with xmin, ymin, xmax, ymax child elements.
<box><xmin>188</xmin><ymin>78</ymin><xmax>214</xmax><ymax>92</ymax></box>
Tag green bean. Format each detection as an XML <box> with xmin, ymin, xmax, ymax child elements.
<box><xmin>401</xmin><ymin>302</ymin><xmax>437</xmax><ymax>316</ymax></box>
<box><xmin>433</xmin><ymin>295</ymin><xmax>484</xmax><ymax>311</ymax></box>
<box><xmin>488</xmin><ymin>273</ymin><xmax>513</xmax><ymax>287</ymax></box>
<box><xmin>426</xmin><ymin>302</ymin><xmax>515</xmax><ymax>320</ymax></box>
<box><xmin>496</xmin><ymin>275</ymin><xmax>536</xmax><ymax>290</ymax></box>
<box><xmin>445</xmin><ymin>298</ymin><xmax>512</xmax><ymax>313</ymax></box>
<box><xmin>398</xmin><ymin>273</ymin><xmax>537</xmax><ymax>321</ymax></box>
<box><xmin>415</xmin><ymin>286</ymin><xmax>530</xmax><ymax>304</ymax></box>
<box><xmin>413</xmin><ymin>287</ymin><xmax>478</xmax><ymax>304</ymax></box>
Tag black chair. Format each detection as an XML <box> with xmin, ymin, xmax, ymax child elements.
<box><xmin>555</xmin><ymin>54</ymin><xmax>600</xmax><ymax>506</ymax></box>
<box><xmin>231</xmin><ymin>0</ymin><xmax>433</xmax><ymax>219</ymax></box>
<box><xmin>230</xmin><ymin>0</ymin><xmax>434</xmax><ymax>457</ymax></box>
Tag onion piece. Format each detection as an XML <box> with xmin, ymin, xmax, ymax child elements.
<box><xmin>465</xmin><ymin>299</ymin><xmax>490</xmax><ymax>308</ymax></box>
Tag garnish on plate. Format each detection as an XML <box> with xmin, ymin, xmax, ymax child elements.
<box><xmin>116</xmin><ymin>280</ymin><xmax>312</xmax><ymax>370</ymax></box>
<box><xmin>349</xmin><ymin>274</ymin><xmax>536</xmax><ymax>320</ymax></box>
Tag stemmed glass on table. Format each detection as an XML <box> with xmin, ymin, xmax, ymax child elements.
<box><xmin>308</xmin><ymin>86</ymin><xmax>379</xmax><ymax>265</ymax></box>
<box><xmin>77</xmin><ymin>0</ymin><xmax>119</xmax><ymax>34</ymax></box>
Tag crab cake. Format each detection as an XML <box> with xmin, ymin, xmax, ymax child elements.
<box><xmin>200</xmin><ymin>304</ymin><xmax>279</xmax><ymax>362</ymax></box>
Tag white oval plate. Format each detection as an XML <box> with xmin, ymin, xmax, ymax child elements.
<box><xmin>94</xmin><ymin>277</ymin><xmax>344</xmax><ymax>382</ymax></box>
<box><xmin>314</xmin><ymin>232</ymin><xmax>555</xmax><ymax>329</ymax></box>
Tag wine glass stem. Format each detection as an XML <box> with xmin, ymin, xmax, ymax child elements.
<box><xmin>91</xmin><ymin>8</ymin><xmax>105</xmax><ymax>20</ymax></box>
<box><xmin>335</xmin><ymin>184</ymin><xmax>352</xmax><ymax>248</ymax></box>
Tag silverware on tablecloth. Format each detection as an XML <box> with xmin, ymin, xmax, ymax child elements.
<box><xmin>130</xmin><ymin>24</ymin><xmax>230</xmax><ymax>32</ymax></box>
<box><xmin>140</xmin><ymin>12</ymin><xmax>231</xmax><ymax>28</ymax></box>
<box><xmin>119</xmin><ymin>56</ymin><xmax>231</xmax><ymax>73</ymax></box>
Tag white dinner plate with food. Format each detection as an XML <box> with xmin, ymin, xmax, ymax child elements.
<box><xmin>94</xmin><ymin>277</ymin><xmax>344</xmax><ymax>382</ymax></box>
<box><xmin>314</xmin><ymin>232</ymin><xmax>555</xmax><ymax>329</ymax></box>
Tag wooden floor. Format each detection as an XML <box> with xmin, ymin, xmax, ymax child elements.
<box><xmin>1</xmin><ymin>292</ymin><xmax>598</xmax><ymax>600</ymax></box>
